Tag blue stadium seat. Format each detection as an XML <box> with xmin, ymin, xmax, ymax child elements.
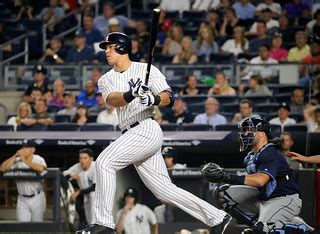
<box><xmin>197</xmin><ymin>85</ymin><xmax>211</xmax><ymax>94</ymax></box>
<box><xmin>182</xmin><ymin>11</ymin><xmax>206</xmax><ymax>20</ymax></box>
<box><xmin>215</xmin><ymin>95</ymin><xmax>239</xmax><ymax>105</ymax></box>
<box><xmin>210</xmin><ymin>53</ymin><xmax>234</xmax><ymax>64</ymax></box>
<box><xmin>188</xmin><ymin>103</ymin><xmax>205</xmax><ymax>114</ymax></box>
<box><xmin>179</xmin><ymin>124</ymin><xmax>213</xmax><ymax>131</ymax></box>
<box><xmin>220</xmin><ymin>112</ymin><xmax>234</xmax><ymax>122</ymax></box>
<box><xmin>80</xmin><ymin>123</ymin><xmax>114</xmax><ymax>131</ymax></box>
<box><xmin>166</xmin><ymin>11</ymin><xmax>180</xmax><ymax>19</ymax></box>
<box><xmin>242</xmin><ymin>95</ymin><xmax>271</xmax><ymax>104</ymax></box>
<box><xmin>47</xmin><ymin>105</ymin><xmax>59</xmax><ymax>113</ymax></box>
<box><xmin>273</xmin><ymin>85</ymin><xmax>302</xmax><ymax>94</ymax></box>
<box><xmin>283</xmin><ymin>124</ymin><xmax>308</xmax><ymax>133</ymax></box>
<box><xmin>17</xmin><ymin>124</ymin><xmax>48</xmax><ymax>131</ymax></box>
<box><xmin>54</xmin><ymin>114</ymin><xmax>71</xmax><ymax>123</ymax></box>
<box><xmin>48</xmin><ymin>123</ymin><xmax>79</xmax><ymax>131</ymax></box>
<box><xmin>289</xmin><ymin>113</ymin><xmax>303</xmax><ymax>123</ymax></box>
<box><xmin>88</xmin><ymin>114</ymin><xmax>98</xmax><ymax>123</ymax></box>
<box><xmin>256</xmin><ymin>103</ymin><xmax>279</xmax><ymax>114</ymax></box>
<box><xmin>215</xmin><ymin>124</ymin><xmax>238</xmax><ymax>131</ymax></box>
<box><xmin>180</xmin><ymin>95</ymin><xmax>207</xmax><ymax>105</ymax></box>
<box><xmin>220</xmin><ymin>103</ymin><xmax>238</xmax><ymax>113</ymax></box>
<box><xmin>153</xmin><ymin>54</ymin><xmax>174</xmax><ymax>63</ymax></box>
<box><xmin>160</xmin><ymin>124</ymin><xmax>180</xmax><ymax>131</ymax></box>
<box><xmin>273</xmin><ymin>93</ymin><xmax>292</xmax><ymax>104</ymax></box>
<box><xmin>270</xmin><ymin>124</ymin><xmax>282</xmax><ymax>137</ymax></box>
<box><xmin>0</xmin><ymin>124</ymin><xmax>14</xmax><ymax>131</ymax></box>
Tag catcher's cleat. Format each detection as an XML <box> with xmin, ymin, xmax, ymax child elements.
<box><xmin>211</xmin><ymin>214</ymin><xmax>232</xmax><ymax>234</ymax></box>
<box><xmin>76</xmin><ymin>224</ymin><xmax>115</xmax><ymax>234</ymax></box>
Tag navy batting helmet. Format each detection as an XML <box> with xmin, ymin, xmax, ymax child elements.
<box><xmin>238</xmin><ymin>115</ymin><xmax>271</xmax><ymax>152</ymax></box>
<box><xmin>123</xmin><ymin>187</ymin><xmax>139</xmax><ymax>202</ymax></box>
<box><xmin>99</xmin><ymin>32</ymin><xmax>131</xmax><ymax>55</ymax></box>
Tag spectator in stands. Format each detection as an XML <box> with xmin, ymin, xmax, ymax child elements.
<box><xmin>249</xmin><ymin>8</ymin><xmax>279</xmax><ymax>35</ymax></box>
<box><xmin>221</xmin><ymin>26</ymin><xmax>248</xmax><ymax>57</ymax></box>
<box><xmin>269</xmin><ymin>103</ymin><xmax>296</xmax><ymax>131</ymax></box>
<box><xmin>243</xmin><ymin>74</ymin><xmax>272</xmax><ymax>96</ymax></box>
<box><xmin>193</xmin><ymin>24</ymin><xmax>218</xmax><ymax>62</ymax></box>
<box><xmin>129</xmin><ymin>35</ymin><xmax>146</xmax><ymax>62</ymax></box>
<box><xmin>248</xmin><ymin>20</ymin><xmax>272</xmax><ymax>54</ymax></box>
<box><xmin>179</xmin><ymin>74</ymin><xmax>201</xmax><ymax>96</ymax></box>
<box><xmin>269</xmin><ymin>33</ymin><xmax>288</xmax><ymax>62</ymax></box>
<box><xmin>72</xmin><ymin>104</ymin><xmax>89</xmax><ymax>126</ymax></box>
<box><xmin>280</xmin><ymin>132</ymin><xmax>302</xmax><ymax>170</ymax></box>
<box><xmin>287</xmin><ymin>31</ymin><xmax>310</xmax><ymax>62</ymax></box>
<box><xmin>284</xmin><ymin>0</ymin><xmax>310</xmax><ymax>19</ymax></box>
<box><xmin>77</xmin><ymin>80</ymin><xmax>97</xmax><ymax>107</ymax></box>
<box><xmin>304</xmin><ymin>105</ymin><xmax>320</xmax><ymax>132</ymax></box>
<box><xmin>1</xmin><ymin>140</ymin><xmax>47</xmax><ymax>222</ymax></box>
<box><xmin>37</xmin><ymin>0</ymin><xmax>64</xmax><ymax>33</ymax></box>
<box><xmin>81</xmin><ymin>14</ymin><xmax>103</xmax><ymax>49</ymax></box>
<box><xmin>303</xmin><ymin>39</ymin><xmax>320</xmax><ymax>64</ymax></box>
<box><xmin>162</xmin><ymin>97</ymin><xmax>194</xmax><ymax>125</ymax></box>
<box><xmin>232</xmin><ymin>99</ymin><xmax>253</xmax><ymax>123</ymax></box>
<box><xmin>136</xmin><ymin>20</ymin><xmax>150</xmax><ymax>52</ymax></box>
<box><xmin>232</xmin><ymin>0</ymin><xmax>255</xmax><ymax>20</ymax></box>
<box><xmin>38</xmin><ymin>37</ymin><xmax>66</xmax><ymax>64</ymax></box>
<box><xmin>193</xmin><ymin>97</ymin><xmax>227</xmax><ymax>128</ymax></box>
<box><xmin>15</xmin><ymin>1</ymin><xmax>35</xmax><ymax>22</ymax></box>
<box><xmin>48</xmin><ymin>79</ymin><xmax>65</xmax><ymax>111</ymax></box>
<box><xmin>108</xmin><ymin>17</ymin><xmax>122</xmax><ymax>33</ymax></box>
<box><xmin>208</xmin><ymin>71</ymin><xmax>236</xmax><ymax>96</ymax></box>
<box><xmin>219</xmin><ymin>7</ymin><xmax>240</xmax><ymax>37</ymax></box>
<box><xmin>159</xmin><ymin>0</ymin><xmax>190</xmax><ymax>13</ymax></box>
<box><xmin>57</xmin><ymin>92</ymin><xmax>77</xmax><ymax>118</ymax></box>
<box><xmin>23</xmin><ymin>65</ymin><xmax>50</xmax><ymax>104</ymax></box>
<box><xmin>7</xmin><ymin>102</ymin><xmax>32</xmax><ymax>131</ymax></box>
<box><xmin>96</xmin><ymin>105</ymin><xmax>118</xmax><ymax>127</ymax></box>
<box><xmin>255</xmin><ymin>0</ymin><xmax>282</xmax><ymax>18</ymax></box>
<box><xmin>89</xmin><ymin>68</ymin><xmax>103</xmax><ymax>93</ymax></box>
<box><xmin>162</xmin><ymin>24</ymin><xmax>183</xmax><ymax>56</ymax></box>
<box><xmin>305</xmin><ymin>9</ymin><xmax>320</xmax><ymax>38</ymax></box>
<box><xmin>22</xmin><ymin>99</ymin><xmax>54</xmax><ymax>126</ymax></box>
<box><xmin>290</xmin><ymin>88</ymin><xmax>305</xmax><ymax>115</ymax></box>
<box><xmin>89</xmin><ymin>93</ymin><xmax>106</xmax><ymax>114</ymax></box>
<box><xmin>278</xmin><ymin>15</ymin><xmax>294</xmax><ymax>44</ymax></box>
<box><xmin>66</xmin><ymin>30</ymin><xmax>94</xmax><ymax>64</ymax></box>
<box><xmin>30</xmin><ymin>88</ymin><xmax>45</xmax><ymax>107</ymax></box>
<box><xmin>206</xmin><ymin>9</ymin><xmax>221</xmax><ymax>37</ymax></box>
<box><xmin>162</xmin><ymin>147</ymin><xmax>186</xmax><ymax>169</ymax></box>
<box><xmin>172</xmin><ymin>36</ymin><xmax>198</xmax><ymax>64</ymax></box>
<box><xmin>192</xmin><ymin>0</ymin><xmax>220</xmax><ymax>11</ymax></box>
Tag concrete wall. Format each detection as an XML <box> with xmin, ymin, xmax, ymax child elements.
<box><xmin>0</xmin><ymin>91</ymin><xmax>23</xmax><ymax>123</ymax></box>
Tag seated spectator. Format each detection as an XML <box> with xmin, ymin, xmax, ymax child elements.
<box><xmin>255</xmin><ymin>0</ymin><xmax>282</xmax><ymax>18</ymax></box>
<box><xmin>162</xmin><ymin>147</ymin><xmax>186</xmax><ymax>169</ymax></box>
<box><xmin>57</xmin><ymin>92</ymin><xmax>77</xmax><ymax>118</ymax></box>
<box><xmin>248</xmin><ymin>20</ymin><xmax>272</xmax><ymax>54</ymax></box>
<box><xmin>193</xmin><ymin>24</ymin><xmax>218</xmax><ymax>62</ymax></box>
<box><xmin>23</xmin><ymin>65</ymin><xmax>51</xmax><ymax>104</ymax></box>
<box><xmin>89</xmin><ymin>68</ymin><xmax>103</xmax><ymax>93</ymax></box>
<box><xmin>81</xmin><ymin>14</ymin><xmax>103</xmax><ymax>49</ymax></box>
<box><xmin>280</xmin><ymin>132</ymin><xmax>302</xmax><ymax>170</ymax></box>
<box><xmin>305</xmin><ymin>9</ymin><xmax>320</xmax><ymax>38</ymax></box>
<box><xmin>30</xmin><ymin>88</ymin><xmax>45</xmax><ymax>109</ymax></box>
<box><xmin>162</xmin><ymin>98</ymin><xmax>194</xmax><ymax>125</ymax></box>
<box><xmin>192</xmin><ymin>0</ymin><xmax>220</xmax><ymax>11</ymax></box>
<box><xmin>278</xmin><ymin>15</ymin><xmax>295</xmax><ymax>44</ymax></box>
<box><xmin>77</xmin><ymin>80</ymin><xmax>97</xmax><ymax>107</ymax></box>
<box><xmin>7</xmin><ymin>102</ymin><xmax>32</xmax><ymax>131</ymax></box>
<box><xmin>249</xmin><ymin>8</ymin><xmax>279</xmax><ymax>35</ymax></box>
<box><xmin>14</xmin><ymin>1</ymin><xmax>35</xmax><ymax>23</ymax></box>
<box><xmin>179</xmin><ymin>74</ymin><xmax>201</xmax><ymax>96</ymax></box>
<box><xmin>284</xmin><ymin>0</ymin><xmax>310</xmax><ymax>19</ymax></box>
<box><xmin>38</xmin><ymin>37</ymin><xmax>67</xmax><ymax>64</ymax></box>
<box><xmin>66</xmin><ymin>30</ymin><xmax>94</xmax><ymax>64</ymax></box>
<box><xmin>72</xmin><ymin>104</ymin><xmax>89</xmax><ymax>126</ymax></box>
<box><xmin>108</xmin><ymin>17</ymin><xmax>122</xmax><ymax>33</ymax></box>
<box><xmin>303</xmin><ymin>39</ymin><xmax>320</xmax><ymax>64</ymax></box>
<box><xmin>48</xmin><ymin>79</ymin><xmax>65</xmax><ymax>111</ymax></box>
<box><xmin>208</xmin><ymin>71</ymin><xmax>236</xmax><ymax>96</ymax></box>
<box><xmin>129</xmin><ymin>35</ymin><xmax>146</xmax><ymax>62</ymax></box>
<box><xmin>172</xmin><ymin>36</ymin><xmax>198</xmax><ymax>64</ymax></box>
<box><xmin>219</xmin><ymin>7</ymin><xmax>240</xmax><ymax>37</ymax></box>
<box><xmin>269</xmin><ymin>33</ymin><xmax>288</xmax><ymax>62</ymax></box>
<box><xmin>221</xmin><ymin>26</ymin><xmax>248</xmax><ymax>57</ymax></box>
<box><xmin>136</xmin><ymin>20</ymin><xmax>150</xmax><ymax>53</ymax></box>
<box><xmin>89</xmin><ymin>93</ymin><xmax>106</xmax><ymax>114</ymax></box>
<box><xmin>162</xmin><ymin>24</ymin><xmax>183</xmax><ymax>56</ymax></box>
<box><xmin>269</xmin><ymin>103</ymin><xmax>296</xmax><ymax>131</ymax></box>
<box><xmin>193</xmin><ymin>97</ymin><xmax>227</xmax><ymax>128</ymax></box>
<box><xmin>290</xmin><ymin>88</ymin><xmax>305</xmax><ymax>115</ymax></box>
<box><xmin>231</xmin><ymin>99</ymin><xmax>253</xmax><ymax>123</ymax></box>
<box><xmin>22</xmin><ymin>99</ymin><xmax>54</xmax><ymax>126</ymax></box>
<box><xmin>206</xmin><ymin>9</ymin><xmax>221</xmax><ymax>37</ymax></box>
<box><xmin>160</xmin><ymin>0</ymin><xmax>190</xmax><ymax>13</ymax></box>
<box><xmin>304</xmin><ymin>105</ymin><xmax>320</xmax><ymax>132</ymax></box>
<box><xmin>287</xmin><ymin>31</ymin><xmax>310</xmax><ymax>62</ymax></box>
<box><xmin>96</xmin><ymin>105</ymin><xmax>118</xmax><ymax>127</ymax></box>
<box><xmin>37</xmin><ymin>0</ymin><xmax>64</xmax><ymax>33</ymax></box>
<box><xmin>244</xmin><ymin>74</ymin><xmax>272</xmax><ymax>96</ymax></box>
<box><xmin>232</xmin><ymin>0</ymin><xmax>255</xmax><ymax>20</ymax></box>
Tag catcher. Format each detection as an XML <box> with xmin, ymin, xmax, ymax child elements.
<box><xmin>201</xmin><ymin>116</ymin><xmax>313</xmax><ymax>233</ymax></box>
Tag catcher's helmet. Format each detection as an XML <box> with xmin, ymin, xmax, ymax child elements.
<box><xmin>123</xmin><ymin>187</ymin><xmax>139</xmax><ymax>202</ymax></box>
<box><xmin>238</xmin><ymin>115</ymin><xmax>271</xmax><ymax>151</ymax></box>
<box><xmin>99</xmin><ymin>32</ymin><xmax>131</xmax><ymax>54</ymax></box>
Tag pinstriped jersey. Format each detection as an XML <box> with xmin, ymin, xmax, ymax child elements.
<box><xmin>98</xmin><ymin>62</ymin><xmax>171</xmax><ymax>130</ymax></box>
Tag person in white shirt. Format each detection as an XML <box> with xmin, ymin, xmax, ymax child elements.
<box><xmin>249</xmin><ymin>8</ymin><xmax>279</xmax><ymax>35</ymax></box>
<box><xmin>162</xmin><ymin>147</ymin><xmax>186</xmax><ymax>169</ymax></box>
<box><xmin>96</xmin><ymin>105</ymin><xmax>119</xmax><ymax>127</ymax></box>
<box><xmin>160</xmin><ymin>0</ymin><xmax>190</xmax><ymax>13</ymax></box>
<box><xmin>57</xmin><ymin>92</ymin><xmax>77</xmax><ymax>119</ymax></box>
<box><xmin>7</xmin><ymin>102</ymin><xmax>32</xmax><ymax>131</ymax></box>
<box><xmin>116</xmin><ymin>187</ymin><xmax>158</xmax><ymax>234</ymax></box>
<box><xmin>304</xmin><ymin>105</ymin><xmax>320</xmax><ymax>132</ymax></box>
<box><xmin>192</xmin><ymin>0</ymin><xmax>220</xmax><ymax>11</ymax></box>
<box><xmin>255</xmin><ymin>0</ymin><xmax>282</xmax><ymax>17</ymax></box>
<box><xmin>221</xmin><ymin>26</ymin><xmax>248</xmax><ymax>57</ymax></box>
<box><xmin>269</xmin><ymin>103</ymin><xmax>296</xmax><ymax>131</ymax></box>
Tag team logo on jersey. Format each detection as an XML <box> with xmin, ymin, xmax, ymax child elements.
<box><xmin>128</xmin><ymin>78</ymin><xmax>142</xmax><ymax>90</ymax></box>
<box><xmin>135</xmin><ymin>215</ymin><xmax>144</xmax><ymax>223</ymax></box>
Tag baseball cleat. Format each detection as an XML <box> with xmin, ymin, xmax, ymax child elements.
<box><xmin>211</xmin><ymin>214</ymin><xmax>232</xmax><ymax>234</ymax></box>
<box><xmin>76</xmin><ymin>224</ymin><xmax>115</xmax><ymax>234</ymax></box>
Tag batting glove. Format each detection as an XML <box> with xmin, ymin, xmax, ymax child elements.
<box><xmin>139</xmin><ymin>92</ymin><xmax>155</xmax><ymax>106</ymax></box>
<box><xmin>132</xmin><ymin>84</ymin><xmax>150</xmax><ymax>97</ymax></box>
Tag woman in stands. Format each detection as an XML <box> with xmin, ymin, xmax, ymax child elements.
<box><xmin>208</xmin><ymin>71</ymin><xmax>236</xmax><ymax>96</ymax></box>
<box><xmin>72</xmin><ymin>104</ymin><xmax>89</xmax><ymax>126</ymax></box>
<box><xmin>269</xmin><ymin>33</ymin><xmax>288</xmax><ymax>62</ymax></box>
<box><xmin>162</xmin><ymin>23</ymin><xmax>184</xmax><ymax>56</ymax></box>
<box><xmin>179</xmin><ymin>74</ymin><xmax>201</xmax><ymax>96</ymax></box>
<box><xmin>221</xmin><ymin>26</ymin><xmax>248</xmax><ymax>57</ymax></box>
<box><xmin>7</xmin><ymin>102</ymin><xmax>32</xmax><ymax>131</ymax></box>
<box><xmin>172</xmin><ymin>36</ymin><xmax>198</xmax><ymax>65</ymax></box>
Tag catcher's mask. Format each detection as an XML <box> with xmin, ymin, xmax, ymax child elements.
<box><xmin>238</xmin><ymin>116</ymin><xmax>271</xmax><ymax>152</ymax></box>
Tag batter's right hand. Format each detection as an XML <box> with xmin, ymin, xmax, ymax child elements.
<box><xmin>132</xmin><ymin>84</ymin><xmax>150</xmax><ymax>97</ymax></box>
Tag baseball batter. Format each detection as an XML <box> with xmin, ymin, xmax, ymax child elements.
<box><xmin>77</xmin><ymin>32</ymin><xmax>230</xmax><ymax>234</ymax></box>
<box><xmin>1</xmin><ymin>140</ymin><xmax>47</xmax><ymax>222</ymax></box>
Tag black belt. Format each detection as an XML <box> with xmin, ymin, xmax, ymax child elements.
<box><xmin>121</xmin><ymin>121</ymin><xmax>140</xmax><ymax>134</ymax></box>
<box><xmin>21</xmin><ymin>190</ymin><xmax>41</xmax><ymax>198</ymax></box>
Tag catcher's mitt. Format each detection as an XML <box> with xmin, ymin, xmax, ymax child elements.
<box><xmin>200</xmin><ymin>163</ymin><xmax>231</xmax><ymax>183</ymax></box>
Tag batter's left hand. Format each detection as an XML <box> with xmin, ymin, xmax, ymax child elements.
<box><xmin>139</xmin><ymin>92</ymin><xmax>155</xmax><ymax>106</ymax></box>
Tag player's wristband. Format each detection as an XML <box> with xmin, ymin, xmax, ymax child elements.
<box><xmin>227</xmin><ymin>174</ymin><xmax>245</xmax><ymax>185</ymax></box>
<box><xmin>153</xmin><ymin>95</ymin><xmax>161</xmax><ymax>106</ymax></box>
<box><xmin>123</xmin><ymin>91</ymin><xmax>135</xmax><ymax>103</ymax></box>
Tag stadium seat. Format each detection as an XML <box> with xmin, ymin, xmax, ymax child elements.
<box><xmin>273</xmin><ymin>85</ymin><xmax>302</xmax><ymax>94</ymax></box>
<box><xmin>160</xmin><ymin>124</ymin><xmax>180</xmax><ymax>131</ymax></box>
<box><xmin>182</xmin><ymin>11</ymin><xmax>206</xmax><ymax>20</ymax></box>
<box><xmin>188</xmin><ymin>103</ymin><xmax>205</xmax><ymax>114</ymax></box>
<box><xmin>180</xmin><ymin>95</ymin><xmax>207</xmax><ymax>105</ymax></box>
<box><xmin>80</xmin><ymin>123</ymin><xmax>114</xmax><ymax>131</ymax></box>
<box><xmin>48</xmin><ymin>123</ymin><xmax>80</xmax><ymax>131</ymax></box>
<box><xmin>215</xmin><ymin>95</ymin><xmax>239</xmax><ymax>105</ymax></box>
<box><xmin>166</xmin><ymin>11</ymin><xmax>180</xmax><ymax>19</ymax></box>
<box><xmin>153</xmin><ymin>54</ymin><xmax>174</xmax><ymax>63</ymax></box>
<box><xmin>54</xmin><ymin>114</ymin><xmax>71</xmax><ymax>123</ymax></box>
<box><xmin>215</xmin><ymin>124</ymin><xmax>238</xmax><ymax>131</ymax></box>
<box><xmin>47</xmin><ymin>105</ymin><xmax>59</xmax><ymax>113</ymax></box>
<box><xmin>270</xmin><ymin>124</ymin><xmax>282</xmax><ymax>137</ymax></box>
<box><xmin>220</xmin><ymin>112</ymin><xmax>234</xmax><ymax>122</ymax></box>
<box><xmin>17</xmin><ymin>124</ymin><xmax>48</xmax><ymax>131</ymax></box>
<box><xmin>197</xmin><ymin>85</ymin><xmax>211</xmax><ymax>94</ymax></box>
<box><xmin>289</xmin><ymin>113</ymin><xmax>303</xmax><ymax>123</ymax></box>
<box><xmin>87</xmin><ymin>114</ymin><xmax>98</xmax><ymax>123</ymax></box>
<box><xmin>220</xmin><ymin>103</ymin><xmax>239</xmax><ymax>113</ymax></box>
<box><xmin>256</xmin><ymin>103</ymin><xmax>279</xmax><ymax>114</ymax></box>
<box><xmin>283</xmin><ymin>124</ymin><xmax>308</xmax><ymax>133</ymax></box>
<box><xmin>0</xmin><ymin>124</ymin><xmax>14</xmax><ymax>131</ymax></box>
<box><xmin>273</xmin><ymin>93</ymin><xmax>292</xmax><ymax>104</ymax></box>
<box><xmin>179</xmin><ymin>124</ymin><xmax>213</xmax><ymax>131</ymax></box>
<box><xmin>242</xmin><ymin>95</ymin><xmax>271</xmax><ymax>104</ymax></box>
<box><xmin>210</xmin><ymin>53</ymin><xmax>234</xmax><ymax>64</ymax></box>
<box><xmin>184</xmin><ymin>27</ymin><xmax>199</xmax><ymax>37</ymax></box>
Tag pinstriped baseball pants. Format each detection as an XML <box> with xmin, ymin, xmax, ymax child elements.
<box><xmin>93</xmin><ymin>118</ymin><xmax>227</xmax><ymax>229</ymax></box>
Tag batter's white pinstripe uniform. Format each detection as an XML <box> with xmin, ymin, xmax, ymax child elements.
<box><xmin>94</xmin><ymin>62</ymin><xmax>227</xmax><ymax>229</ymax></box>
